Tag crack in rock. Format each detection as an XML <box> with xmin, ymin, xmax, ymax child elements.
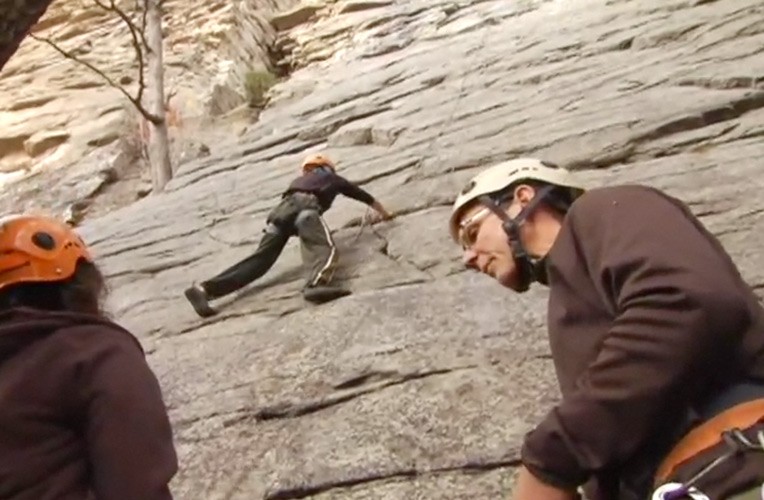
<box><xmin>568</xmin><ymin>91</ymin><xmax>764</xmax><ymax>170</ymax></box>
<box><xmin>635</xmin><ymin>91</ymin><xmax>764</xmax><ymax>143</ymax></box>
<box><xmin>332</xmin><ymin>369</ymin><xmax>402</xmax><ymax>390</ymax></box>
<box><xmin>255</xmin><ymin>365</ymin><xmax>476</xmax><ymax>422</ymax></box>
<box><xmin>173</xmin><ymin>137</ymin><xmax>326</xmax><ymax>192</ymax></box>
<box><xmin>264</xmin><ymin>456</ymin><xmax>522</xmax><ymax>500</ymax></box>
<box><xmin>341</xmin><ymin>199</ymin><xmax>453</xmax><ymax>230</ymax></box>
<box><xmin>354</xmin><ymin>158</ymin><xmax>420</xmax><ymax>186</ymax></box>
<box><xmin>677</xmin><ymin>76</ymin><xmax>763</xmax><ymax>90</ymax></box>
<box><xmin>365</xmin><ymin>225</ymin><xmax>438</xmax><ymax>279</ymax></box>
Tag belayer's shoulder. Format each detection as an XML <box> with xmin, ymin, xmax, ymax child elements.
<box><xmin>570</xmin><ymin>184</ymin><xmax>676</xmax><ymax>214</ymax></box>
<box><xmin>54</xmin><ymin>317</ymin><xmax>146</xmax><ymax>355</ymax></box>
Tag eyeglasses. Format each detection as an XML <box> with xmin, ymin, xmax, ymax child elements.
<box><xmin>457</xmin><ymin>207</ymin><xmax>491</xmax><ymax>249</ymax></box>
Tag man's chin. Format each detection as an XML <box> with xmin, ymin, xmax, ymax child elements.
<box><xmin>494</xmin><ymin>270</ymin><xmax>519</xmax><ymax>290</ymax></box>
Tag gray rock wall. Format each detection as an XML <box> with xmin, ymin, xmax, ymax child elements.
<box><xmin>77</xmin><ymin>0</ymin><xmax>764</xmax><ymax>497</ymax></box>
<box><xmin>207</xmin><ymin>0</ymin><xmax>302</xmax><ymax>115</ymax></box>
<box><xmin>0</xmin><ymin>0</ymin><xmax>298</xmax><ymax>175</ymax></box>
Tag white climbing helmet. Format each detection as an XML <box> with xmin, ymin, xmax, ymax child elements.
<box><xmin>448</xmin><ymin>158</ymin><xmax>585</xmax><ymax>242</ymax></box>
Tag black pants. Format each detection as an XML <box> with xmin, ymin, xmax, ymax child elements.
<box><xmin>201</xmin><ymin>193</ymin><xmax>338</xmax><ymax>299</ymax></box>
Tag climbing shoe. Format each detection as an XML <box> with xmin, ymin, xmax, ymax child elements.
<box><xmin>184</xmin><ymin>284</ymin><xmax>217</xmax><ymax>318</ymax></box>
<box><xmin>302</xmin><ymin>285</ymin><xmax>352</xmax><ymax>304</ymax></box>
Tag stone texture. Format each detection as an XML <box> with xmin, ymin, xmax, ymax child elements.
<box><xmin>24</xmin><ymin>129</ymin><xmax>69</xmax><ymax>156</ymax></box>
<box><xmin>0</xmin><ymin>0</ymin><xmax>296</xmax><ymax>180</ymax></box>
<box><xmin>6</xmin><ymin>0</ymin><xmax>764</xmax><ymax>498</ymax></box>
<box><xmin>337</xmin><ymin>0</ymin><xmax>394</xmax><ymax>15</ymax></box>
<box><xmin>328</xmin><ymin>125</ymin><xmax>373</xmax><ymax>147</ymax></box>
<box><xmin>270</xmin><ymin>2</ymin><xmax>322</xmax><ymax>31</ymax></box>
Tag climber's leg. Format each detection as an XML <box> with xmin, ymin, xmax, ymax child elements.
<box><xmin>296</xmin><ymin>208</ymin><xmax>337</xmax><ymax>287</ymax></box>
<box><xmin>184</xmin><ymin>223</ymin><xmax>290</xmax><ymax>317</ymax></box>
<box><xmin>294</xmin><ymin>208</ymin><xmax>350</xmax><ymax>303</ymax></box>
<box><xmin>202</xmin><ymin>224</ymin><xmax>290</xmax><ymax>297</ymax></box>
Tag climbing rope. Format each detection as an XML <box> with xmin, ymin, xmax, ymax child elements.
<box><xmin>352</xmin><ymin>4</ymin><xmax>494</xmax><ymax>243</ymax></box>
<box><xmin>416</xmin><ymin>8</ymin><xmax>494</xmax><ymax>186</ymax></box>
<box><xmin>209</xmin><ymin>3</ymin><xmax>494</xmax><ymax>248</ymax></box>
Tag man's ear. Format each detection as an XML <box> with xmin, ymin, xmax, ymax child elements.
<box><xmin>512</xmin><ymin>184</ymin><xmax>536</xmax><ymax>207</ymax></box>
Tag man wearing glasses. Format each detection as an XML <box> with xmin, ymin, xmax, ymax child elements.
<box><xmin>449</xmin><ymin>158</ymin><xmax>764</xmax><ymax>500</ymax></box>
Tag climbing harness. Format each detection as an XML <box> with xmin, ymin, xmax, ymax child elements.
<box><xmin>652</xmin><ymin>428</ymin><xmax>764</xmax><ymax>500</ymax></box>
<box><xmin>652</xmin><ymin>483</ymin><xmax>710</xmax><ymax>500</ymax></box>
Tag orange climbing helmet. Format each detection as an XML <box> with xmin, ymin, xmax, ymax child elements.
<box><xmin>0</xmin><ymin>214</ymin><xmax>93</xmax><ymax>292</ymax></box>
<box><xmin>301</xmin><ymin>153</ymin><xmax>336</xmax><ymax>174</ymax></box>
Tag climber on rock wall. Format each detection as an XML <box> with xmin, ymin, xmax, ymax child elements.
<box><xmin>0</xmin><ymin>214</ymin><xmax>178</xmax><ymax>500</ymax></box>
<box><xmin>184</xmin><ymin>153</ymin><xmax>396</xmax><ymax>317</ymax></box>
<box><xmin>448</xmin><ymin>158</ymin><xmax>764</xmax><ymax>500</ymax></box>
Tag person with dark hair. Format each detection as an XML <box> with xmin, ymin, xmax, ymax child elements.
<box><xmin>449</xmin><ymin>158</ymin><xmax>764</xmax><ymax>500</ymax></box>
<box><xmin>184</xmin><ymin>152</ymin><xmax>395</xmax><ymax>317</ymax></box>
<box><xmin>0</xmin><ymin>214</ymin><xmax>178</xmax><ymax>500</ymax></box>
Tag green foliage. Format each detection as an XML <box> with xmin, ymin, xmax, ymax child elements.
<box><xmin>244</xmin><ymin>70</ymin><xmax>277</xmax><ymax>108</ymax></box>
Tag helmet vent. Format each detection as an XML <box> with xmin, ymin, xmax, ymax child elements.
<box><xmin>460</xmin><ymin>180</ymin><xmax>476</xmax><ymax>195</ymax></box>
<box><xmin>32</xmin><ymin>232</ymin><xmax>56</xmax><ymax>250</ymax></box>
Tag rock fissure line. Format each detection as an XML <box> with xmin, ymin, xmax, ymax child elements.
<box><xmin>677</xmin><ymin>76</ymin><xmax>764</xmax><ymax>91</ymax></box>
<box><xmin>93</xmin><ymin>221</ymin><xmax>213</xmax><ymax>259</ymax></box>
<box><xmin>341</xmin><ymin>200</ymin><xmax>454</xmax><ymax>230</ymax></box>
<box><xmin>159</xmin><ymin>308</ymin><xmax>278</xmax><ymax>339</ymax></box>
<box><xmin>172</xmin><ymin>137</ymin><xmax>325</xmax><ymax>192</ymax></box>
<box><xmin>380</xmin><ymin>243</ymin><xmax>438</xmax><ymax>279</ymax></box>
<box><xmin>255</xmin><ymin>365</ymin><xmax>477</xmax><ymax>422</ymax></box>
<box><xmin>264</xmin><ymin>456</ymin><xmax>523</xmax><ymax>500</ymax></box>
<box><xmin>561</xmin><ymin>91</ymin><xmax>764</xmax><ymax>170</ymax></box>
<box><xmin>635</xmin><ymin>91</ymin><xmax>764</xmax><ymax>143</ymax></box>
<box><xmin>353</xmin><ymin>158</ymin><xmax>421</xmax><ymax>186</ymax></box>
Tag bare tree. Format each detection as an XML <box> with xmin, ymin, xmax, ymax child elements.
<box><xmin>142</xmin><ymin>0</ymin><xmax>171</xmax><ymax>191</ymax></box>
<box><xmin>31</xmin><ymin>0</ymin><xmax>173</xmax><ymax>192</ymax></box>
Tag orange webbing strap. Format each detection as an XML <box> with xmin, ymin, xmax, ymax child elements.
<box><xmin>655</xmin><ymin>399</ymin><xmax>764</xmax><ymax>484</ymax></box>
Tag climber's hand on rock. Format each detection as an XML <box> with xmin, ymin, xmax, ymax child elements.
<box><xmin>365</xmin><ymin>208</ymin><xmax>395</xmax><ymax>224</ymax></box>
<box><xmin>374</xmin><ymin>211</ymin><xmax>396</xmax><ymax>223</ymax></box>
<box><xmin>380</xmin><ymin>209</ymin><xmax>395</xmax><ymax>221</ymax></box>
<box><xmin>369</xmin><ymin>201</ymin><xmax>395</xmax><ymax>222</ymax></box>
<box><xmin>365</xmin><ymin>212</ymin><xmax>384</xmax><ymax>225</ymax></box>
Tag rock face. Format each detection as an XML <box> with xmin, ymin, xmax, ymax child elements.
<box><xmin>0</xmin><ymin>0</ymin><xmax>296</xmax><ymax>180</ymax></box>
<box><xmin>14</xmin><ymin>0</ymin><xmax>764</xmax><ymax>498</ymax></box>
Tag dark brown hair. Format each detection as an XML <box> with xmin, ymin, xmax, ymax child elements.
<box><xmin>496</xmin><ymin>180</ymin><xmax>575</xmax><ymax>214</ymax></box>
<box><xmin>0</xmin><ymin>260</ymin><xmax>107</xmax><ymax>316</ymax></box>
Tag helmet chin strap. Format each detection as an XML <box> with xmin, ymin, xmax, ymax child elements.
<box><xmin>477</xmin><ymin>185</ymin><xmax>556</xmax><ymax>292</ymax></box>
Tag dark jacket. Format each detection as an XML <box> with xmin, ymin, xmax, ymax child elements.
<box><xmin>0</xmin><ymin>307</ymin><xmax>177</xmax><ymax>500</ymax></box>
<box><xmin>520</xmin><ymin>185</ymin><xmax>764</xmax><ymax>499</ymax></box>
<box><xmin>283</xmin><ymin>169</ymin><xmax>376</xmax><ymax>213</ymax></box>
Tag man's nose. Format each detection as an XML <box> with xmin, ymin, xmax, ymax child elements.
<box><xmin>462</xmin><ymin>248</ymin><xmax>478</xmax><ymax>269</ymax></box>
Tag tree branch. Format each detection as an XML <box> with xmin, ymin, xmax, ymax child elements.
<box><xmin>141</xmin><ymin>0</ymin><xmax>149</xmax><ymax>47</ymax></box>
<box><xmin>29</xmin><ymin>33</ymin><xmax>162</xmax><ymax>124</ymax></box>
<box><xmin>93</xmin><ymin>0</ymin><xmax>149</xmax><ymax>105</ymax></box>
<box><xmin>165</xmin><ymin>86</ymin><xmax>177</xmax><ymax>107</ymax></box>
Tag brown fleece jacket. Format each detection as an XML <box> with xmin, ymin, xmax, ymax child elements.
<box><xmin>0</xmin><ymin>307</ymin><xmax>177</xmax><ymax>500</ymax></box>
<box><xmin>521</xmin><ymin>185</ymin><xmax>764</xmax><ymax>499</ymax></box>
